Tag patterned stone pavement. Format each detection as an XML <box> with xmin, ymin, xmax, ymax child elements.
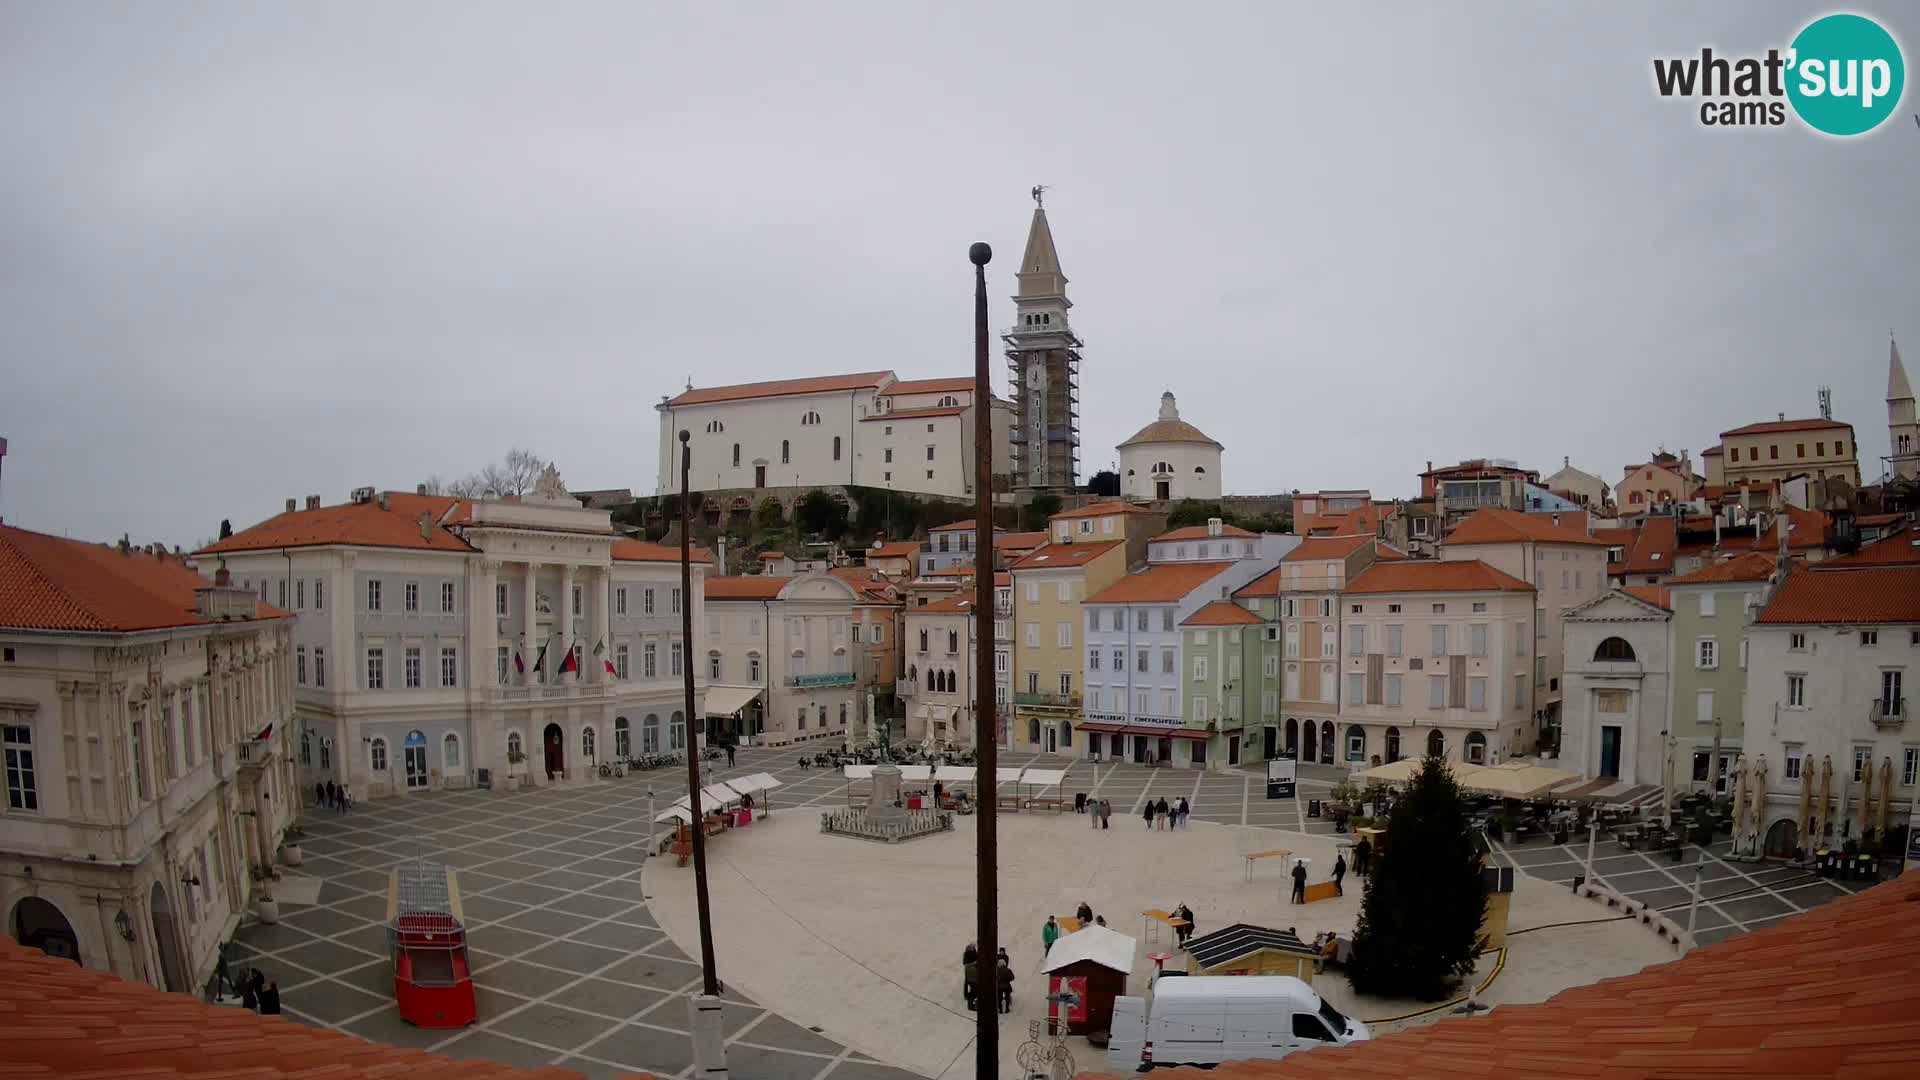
<box><xmin>231</xmin><ymin>747</ymin><xmax>1876</xmax><ymax>1077</ymax></box>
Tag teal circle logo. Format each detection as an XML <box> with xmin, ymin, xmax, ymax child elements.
<box><xmin>1786</xmin><ymin>13</ymin><xmax>1905</xmax><ymax>136</ymax></box>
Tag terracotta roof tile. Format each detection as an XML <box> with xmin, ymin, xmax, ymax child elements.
<box><xmin>1622</xmin><ymin>584</ymin><xmax>1672</xmax><ymax>610</ymax></box>
<box><xmin>993</xmin><ymin>531</ymin><xmax>1050</xmax><ymax>550</ymax></box>
<box><xmin>1180</xmin><ymin>599</ymin><xmax>1264</xmax><ymax>626</ymax></box>
<box><xmin>1622</xmin><ymin>515</ymin><xmax>1678</xmax><ymax>576</ymax></box>
<box><xmin>1817</xmin><ymin>528</ymin><xmax>1920</xmax><ymax>568</ymax></box>
<box><xmin>1085</xmin><ymin>561</ymin><xmax>1235</xmax><ymax>604</ymax></box>
<box><xmin>866</xmin><ymin>541</ymin><xmax>922</xmax><ymax>560</ymax></box>
<box><xmin>916</xmin><ymin>595</ymin><xmax>977</xmax><ymax>614</ymax></box>
<box><xmin>1117</xmin><ymin>417</ymin><xmax>1221</xmax><ymax>449</ymax></box>
<box><xmin>665</xmin><ymin>370</ymin><xmax>893</xmax><ymax>407</ymax></box>
<box><xmin>1445</xmin><ymin>508</ymin><xmax>1610</xmax><ymax>547</ymax></box>
<box><xmin>610</xmin><ymin>538</ymin><xmax>712</xmax><ymax>564</ymax></box>
<box><xmin>1667</xmin><ymin>552</ymin><xmax>1777</xmax><ymax>585</ymax></box>
<box><xmin>886</xmin><ymin>376</ymin><xmax>975</xmax><ymax>395</ymax></box>
<box><xmin>1346</xmin><ymin>560</ymin><xmax>1533</xmax><ymax>595</ymax></box>
<box><xmin>1721</xmin><ymin>417</ymin><xmax>1853</xmax><ymax>437</ymax></box>
<box><xmin>1011</xmin><ymin>540</ymin><xmax>1123</xmax><ymax>570</ymax></box>
<box><xmin>1153</xmin><ymin>524</ymin><xmax>1256</xmax><ymax>542</ymax></box>
<box><xmin>704</xmin><ymin>575</ymin><xmax>791</xmax><ymax>600</ymax></box>
<box><xmin>1281</xmin><ymin>534</ymin><xmax>1375</xmax><ymax>562</ymax></box>
<box><xmin>1296</xmin><ymin>504</ymin><xmax>1380</xmax><ymax>537</ymax></box>
<box><xmin>1049</xmin><ymin>499</ymin><xmax>1160</xmax><ymax>521</ymax></box>
<box><xmin>0</xmin><ymin>525</ymin><xmax>285</xmax><ymax>632</ymax></box>
<box><xmin>200</xmin><ymin>493</ymin><xmax>477</xmax><ymax>555</ymax></box>
<box><xmin>1756</xmin><ymin>565</ymin><xmax>1920</xmax><ymax>624</ymax></box>
<box><xmin>1372</xmin><ymin>543</ymin><xmax>1408</xmax><ymax>561</ymax></box>
<box><xmin>1231</xmin><ymin>566</ymin><xmax>1282</xmax><ymax>599</ymax></box>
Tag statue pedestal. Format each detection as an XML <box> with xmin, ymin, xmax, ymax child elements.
<box><xmin>869</xmin><ymin>762</ymin><xmax>908</xmax><ymax>826</ymax></box>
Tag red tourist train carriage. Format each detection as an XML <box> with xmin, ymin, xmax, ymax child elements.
<box><xmin>385</xmin><ymin>859</ymin><xmax>476</xmax><ymax>1028</ymax></box>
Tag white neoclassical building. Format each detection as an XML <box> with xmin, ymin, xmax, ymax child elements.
<box><xmin>1561</xmin><ymin>588</ymin><xmax>1673</xmax><ymax>786</ymax></box>
<box><xmin>704</xmin><ymin>572</ymin><xmax>861</xmax><ymax>746</ymax></box>
<box><xmin>1119</xmin><ymin>392</ymin><xmax>1223</xmax><ymax>502</ymax></box>
<box><xmin>2</xmin><ymin>524</ymin><xmax>296</xmax><ymax>997</ymax></box>
<box><xmin>201</xmin><ymin>470</ymin><xmax>708</xmax><ymax>799</ymax></box>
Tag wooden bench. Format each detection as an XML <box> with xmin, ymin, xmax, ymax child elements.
<box><xmin>1243</xmin><ymin>849</ymin><xmax>1293</xmax><ymax>882</ymax></box>
<box><xmin>1141</xmin><ymin>909</ymin><xmax>1190</xmax><ymax>945</ymax></box>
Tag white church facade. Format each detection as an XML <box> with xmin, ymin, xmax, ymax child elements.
<box><xmin>1119</xmin><ymin>392</ymin><xmax>1224</xmax><ymax>502</ymax></box>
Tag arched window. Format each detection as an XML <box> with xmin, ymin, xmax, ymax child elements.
<box><xmin>919</xmin><ymin>628</ymin><xmax>929</xmax><ymax>652</ymax></box>
<box><xmin>614</xmin><ymin>716</ymin><xmax>631</xmax><ymax>759</ymax></box>
<box><xmin>925</xmin><ymin>667</ymin><xmax>935</xmax><ymax>691</ymax></box>
<box><xmin>1384</xmin><ymin>726</ymin><xmax>1402</xmax><ymax>763</ymax></box>
<box><xmin>1465</xmin><ymin>731</ymin><xmax>1488</xmax><ymax>764</ymax></box>
<box><xmin>370</xmin><ymin>737</ymin><xmax>388</xmax><ymax>772</ymax></box>
<box><xmin>1027</xmin><ymin>718</ymin><xmax>1041</xmax><ymax>744</ymax></box>
<box><xmin>1059</xmin><ymin>721</ymin><xmax>1073</xmax><ymax>749</ymax></box>
<box><xmin>443</xmin><ymin>732</ymin><xmax>462</xmax><ymax>769</ymax></box>
<box><xmin>732</xmin><ymin>443</ymin><xmax>740</xmax><ymax>467</ymax></box>
<box><xmin>781</xmin><ymin>440</ymin><xmax>791</xmax><ymax>465</ymax></box>
<box><xmin>1345</xmin><ymin>724</ymin><xmax>1366</xmax><ymax>762</ymax></box>
<box><xmin>643</xmin><ymin>713</ymin><xmax>661</xmax><ymax>753</ymax></box>
<box><xmin>839</xmin><ymin>703</ymin><xmax>847</xmax><ymax>727</ymax></box>
<box><xmin>1427</xmin><ymin>729</ymin><xmax>1446</xmax><ymax>758</ymax></box>
<box><xmin>669</xmin><ymin>711</ymin><xmax>686</xmax><ymax>750</ymax></box>
<box><xmin>1195</xmin><ymin>466</ymin><xmax>1206</xmax><ymax>473</ymax></box>
<box><xmin>1594</xmin><ymin>637</ymin><xmax>1637</xmax><ymax>662</ymax></box>
<box><xmin>948</xmin><ymin>630</ymin><xmax>959</xmax><ymax>653</ymax></box>
<box><xmin>1319</xmin><ymin>721</ymin><xmax>1335</xmax><ymax>764</ymax></box>
<box><xmin>833</xmin><ymin>435</ymin><xmax>842</xmax><ymax>461</ymax></box>
<box><xmin>582</xmin><ymin>726</ymin><xmax>597</xmax><ymax>762</ymax></box>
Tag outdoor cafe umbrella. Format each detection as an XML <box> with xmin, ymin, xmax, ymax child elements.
<box><xmin>1749</xmin><ymin>755</ymin><xmax>1770</xmax><ymax>845</ymax></box>
<box><xmin>1458</xmin><ymin>762</ymin><xmax>1580</xmax><ymax>800</ymax></box>
<box><xmin>1818</xmin><ymin>755</ymin><xmax>1834</xmax><ymax>842</ymax></box>
<box><xmin>1797</xmin><ymin>758</ymin><xmax>1814</xmax><ymax>853</ymax></box>
<box><xmin>1880</xmin><ymin>757</ymin><xmax>1897</xmax><ymax>835</ymax></box>
<box><xmin>1356</xmin><ymin>758</ymin><xmax>1423</xmax><ymax>786</ymax></box>
<box><xmin>1728</xmin><ymin>756</ymin><xmax>1747</xmax><ymax>842</ymax></box>
<box><xmin>1860</xmin><ymin>758</ymin><xmax>1876</xmax><ymax>839</ymax></box>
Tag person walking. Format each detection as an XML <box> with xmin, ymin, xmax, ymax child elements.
<box><xmin>963</xmin><ymin>957</ymin><xmax>979</xmax><ymax>1012</ymax></box>
<box><xmin>325</xmin><ymin>780</ymin><xmax>338</xmax><ymax>811</ymax></box>
<box><xmin>1290</xmin><ymin>859</ymin><xmax>1308</xmax><ymax>905</ymax></box>
<box><xmin>314</xmin><ymin>781</ymin><xmax>326</xmax><ymax>810</ymax></box>
<box><xmin>1100</xmin><ymin>798</ymin><xmax>1112</xmax><ymax>829</ymax></box>
<box><xmin>1355</xmin><ymin>837</ymin><xmax>1373</xmax><ymax>877</ymax></box>
<box><xmin>1177</xmin><ymin>797</ymin><xmax>1191</xmax><ymax>829</ymax></box>
<box><xmin>726</xmin><ymin>742</ymin><xmax>736</xmax><ymax>768</ymax></box>
<box><xmin>341</xmin><ymin>783</ymin><xmax>352</xmax><ymax>812</ymax></box>
<box><xmin>259</xmin><ymin>980</ymin><xmax>281</xmax><ymax>1016</ymax></box>
<box><xmin>1155</xmin><ymin>797</ymin><xmax>1171</xmax><ymax>831</ymax></box>
<box><xmin>1143</xmin><ymin>800</ymin><xmax>1156</xmax><ymax>830</ymax></box>
<box><xmin>1090</xmin><ymin>795</ymin><xmax>1101</xmax><ymax>828</ymax></box>
<box><xmin>1175</xmin><ymin>903</ymin><xmax>1195</xmax><ymax>946</ymax></box>
<box><xmin>996</xmin><ymin>954</ymin><xmax>1015</xmax><ymax>1014</ymax></box>
<box><xmin>1076</xmin><ymin>900</ymin><xmax>1094</xmax><ymax>925</ymax></box>
<box><xmin>1333</xmin><ymin>852</ymin><xmax>1348</xmax><ymax>896</ymax></box>
<box><xmin>242</xmin><ymin>968</ymin><xmax>265</xmax><ymax>1011</ymax></box>
<box><xmin>964</xmin><ymin>942</ymin><xmax>978</xmax><ymax>966</ymax></box>
<box><xmin>1042</xmin><ymin>915</ymin><xmax>1061</xmax><ymax>955</ymax></box>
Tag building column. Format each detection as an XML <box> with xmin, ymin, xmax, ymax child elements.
<box><xmin>522</xmin><ymin>562</ymin><xmax>539</xmax><ymax>685</ymax></box>
<box><xmin>476</xmin><ymin>559</ymin><xmax>499</xmax><ymax>688</ymax></box>
<box><xmin>558</xmin><ymin>565</ymin><xmax>576</xmax><ymax>682</ymax></box>
<box><xmin>589</xmin><ymin>566</ymin><xmax>611</xmax><ymax>684</ymax></box>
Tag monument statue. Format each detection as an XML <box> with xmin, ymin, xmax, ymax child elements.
<box><xmin>533</xmin><ymin>463</ymin><xmax>569</xmax><ymax>500</ymax></box>
<box><xmin>535</xmin><ymin>591</ymin><xmax>553</xmax><ymax>615</ymax></box>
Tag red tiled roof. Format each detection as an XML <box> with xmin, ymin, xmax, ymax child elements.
<box><xmin>1623</xmin><ymin>584</ymin><xmax>1672</xmax><ymax>610</ymax></box>
<box><xmin>867</xmin><ymin>541</ymin><xmax>922</xmax><ymax>560</ymax></box>
<box><xmin>1181</xmin><ymin>599</ymin><xmax>1264</xmax><ymax>626</ymax></box>
<box><xmin>1444</xmin><ymin>508</ymin><xmax>1610</xmax><ymax>547</ymax></box>
<box><xmin>1281</xmin><ymin>534</ymin><xmax>1375</xmax><ymax>562</ymax></box>
<box><xmin>1011</xmin><ymin>540</ymin><xmax>1124</xmax><ymax>570</ymax></box>
<box><xmin>1085</xmin><ymin>561</ymin><xmax>1235</xmax><ymax>604</ymax></box>
<box><xmin>1700</xmin><ymin>444</ymin><xmax>1723</xmax><ymax>456</ymax></box>
<box><xmin>1232</xmin><ymin>565</ymin><xmax>1283</xmax><ymax>599</ymax></box>
<box><xmin>1050</xmin><ymin>499</ymin><xmax>1160</xmax><ymax>521</ymax></box>
<box><xmin>860</xmin><ymin>406</ymin><xmax>967</xmax><ymax>421</ymax></box>
<box><xmin>1756</xmin><ymin>565</ymin><xmax>1920</xmax><ymax>624</ymax></box>
<box><xmin>1667</xmin><ymin>551</ymin><xmax>1777</xmax><ymax>585</ymax></box>
<box><xmin>1346</xmin><ymin>560</ymin><xmax>1533</xmax><ymax>595</ymax></box>
<box><xmin>1297</xmin><ymin>504</ymin><xmax>1380</xmax><ymax>536</ymax></box>
<box><xmin>610</xmin><ymin>538</ymin><xmax>711</xmax><ymax>564</ymax></box>
<box><xmin>994</xmin><ymin>530</ymin><xmax>1050</xmax><ymax>550</ymax></box>
<box><xmin>1818</xmin><ymin>528</ymin><xmax>1920</xmax><ymax>568</ymax></box>
<box><xmin>886</xmin><ymin>376</ymin><xmax>974</xmax><ymax>395</ymax></box>
<box><xmin>1721</xmin><ymin>416</ymin><xmax>1853</xmax><ymax>437</ymax></box>
<box><xmin>1153</xmin><ymin>524</ymin><xmax>1256</xmax><ymax>542</ymax></box>
<box><xmin>1622</xmin><ymin>515</ymin><xmax>1678</xmax><ymax>576</ymax></box>
<box><xmin>665</xmin><ymin>370</ymin><xmax>892</xmax><ymax>407</ymax></box>
<box><xmin>1856</xmin><ymin>512</ymin><xmax>1908</xmax><ymax>527</ymax></box>
<box><xmin>1081</xmin><ymin>872</ymin><xmax>1920</xmax><ymax>1080</ymax></box>
<box><xmin>705</xmin><ymin>575</ymin><xmax>791</xmax><ymax>600</ymax></box>
<box><xmin>758</xmin><ymin>551</ymin><xmax>785</xmax><ymax>560</ymax></box>
<box><xmin>1372</xmin><ymin>542</ymin><xmax>1408</xmax><ymax>561</ymax></box>
<box><xmin>0</xmin><ymin>936</ymin><xmax>648</xmax><ymax>1080</ymax></box>
<box><xmin>200</xmin><ymin>492</ymin><xmax>477</xmax><ymax>555</ymax></box>
<box><xmin>1593</xmin><ymin>526</ymin><xmax>1639</xmax><ymax>547</ymax></box>
<box><xmin>1</xmin><ymin>525</ymin><xmax>285</xmax><ymax>632</ymax></box>
<box><xmin>917</xmin><ymin>594</ymin><xmax>978</xmax><ymax>614</ymax></box>
<box><xmin>994</xmin><ymin>571</ymin><xmax>1012</xmax><ymax>586</ymax></box>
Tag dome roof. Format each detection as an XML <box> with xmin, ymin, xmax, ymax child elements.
<box><xmin>1118</xmin><ymin>392</ymin><xmax>1221</xmax><ymax>449</ymax></box>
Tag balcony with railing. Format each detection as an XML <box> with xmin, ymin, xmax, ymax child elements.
<box><xmin>235</xmin><ymin>735</ymin><xmax>275</xmax><ymax>770</ymax></box>
<box><xmin>787</xmin><ymin>671</ymin><xmax>856</xmax><ymax>689</ymax></box>
<box><xmin>1014</xmin><ymin>690</ymin><xmax>1081</xmax><ymax>710</ymax></box>
<box><xmin>1870</xmin><ymin>697</ymin><xmax>1907</xmax><ymax>731</ymax></box>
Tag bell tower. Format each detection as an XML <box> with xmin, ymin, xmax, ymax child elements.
<box><xmin>1003</xmin><ymin>189</ymin><xmax>1081</xmax><ymax>495</ymax></box>
<box><xmin>1888</xmin><ymin>336</ymin><xmax>1918</xmax><ymax>481</ymax></box>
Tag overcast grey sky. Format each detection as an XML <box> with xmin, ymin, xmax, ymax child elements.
<box><xmin>1</xmin><ymin>2</ymin><xmax>1914</xmax><ymax>546</ymax></box>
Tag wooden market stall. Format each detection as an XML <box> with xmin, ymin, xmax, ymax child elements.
<box><xmin>1182</xmin><ymin>923</ymin><xmax>1320</xmax><ymax>983</ymax></box>
<box><xmin>1041</xmin><ymin>923</ymin><xmax>1136</xmax><ymax>1036</ymax></box>
<box><xmin>385</xmin><ymin>860</ymin><xmax>476</xmax><ymax>1028</ymax></box>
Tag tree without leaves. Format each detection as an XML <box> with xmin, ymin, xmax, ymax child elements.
<box><xmin>1347</xmin><ymin>755</ymin><xmax>1491</xmax><ymax>1001</ymax></box>
<box><xmin>429</xmin><ymin>448</ymin><xmax>548</xmax><ymax>500</ymax></box>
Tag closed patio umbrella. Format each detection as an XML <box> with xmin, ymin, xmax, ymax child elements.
<box><xmin>1796</xmin><ymin>758</ymin><xmax>1813</xmax><ymax>856</ymax></box>
<box><xmin>1728</xmin><ymin>756</ymin><xmax>1747</xmax><ymax>842</ymax></box>
<box><xmin>1860</xmin><ymin>759</ymin><xmax>1876</xmax><ymax>839</ymax></box>
<box><xmin>1749</xmin><ymin>755</ymin><xmax>1770</xmax><ymax>844</ymax></box>
<box><xmin>1879</xmin><ymin>757</ymin><xmax>1897</xmax><ymax>835</ymax></box>
<box><xmin>1818</xmin><ymin>755</ymin><xmax>1834</xmax><ymax>844</ymax></box>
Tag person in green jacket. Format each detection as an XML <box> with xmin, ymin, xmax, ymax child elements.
<box><xmin>1042</xmin><ymin>915</ymin><xmax>1061</xmax><ymax>954</ymax></box>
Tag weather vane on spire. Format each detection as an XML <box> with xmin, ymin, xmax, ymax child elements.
<box><xmin>1031</xmin><ymin>184</ymin><xmax>1048</xmax><ymax>208</ymax></box>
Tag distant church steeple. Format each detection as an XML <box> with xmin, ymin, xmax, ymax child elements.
<box><xmin>1003</xmin><ymin>193</ymin><xmax>1082</xmax><ymax>495</ymax></box>
<box><xmin>1888</xmin><ymin>335</ymin><xmax>1918</xmax><ymax>481</ymax></box>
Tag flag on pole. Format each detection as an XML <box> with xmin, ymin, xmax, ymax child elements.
<box><xmin>594</xmin><ymin>639</ymin><xmax>617</xmax><ymax>677</ymax></box>
<box><xmin>513</xmin><ymin>646</ymin><xmax>525</xmax><ymax>675</ymax></box>
<box><xmin>557</xmin><ymin>641</ymin><xmax>578</xmax><ymax>675</ymax></box>
<box><xmin>254</xmin><ymin>723</ymin><xmax>273</xmax><ymax>742</ymax></box>
<box><xmin>531</xmin><ymin>636</ymin><xmax>550</xmax><ymax>675</ymax></box>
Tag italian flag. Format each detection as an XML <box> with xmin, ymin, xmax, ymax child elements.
<box><xmin>594</xmin><ymin>639</ymin><xmax>617</xmax><ymax>677</ymax></box>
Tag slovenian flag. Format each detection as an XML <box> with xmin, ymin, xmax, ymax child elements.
<box><xmin>557</xmin><ymin>641</ymin><xmax>578</xmax><ymax>675</ymax></box>
<box><xmin>594</xmin><ymin>639</ymin><xmax>617</xmax><ymax>676</ymax></box>
<box><xmin>513</xmin><ymin>647</ymin><xmax>525</xmax><ymax>674</ymax></box>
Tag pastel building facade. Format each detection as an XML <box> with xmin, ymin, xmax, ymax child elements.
<box><xmin>1561</xmin><ymin>587</ymin><xmax>1674</xmax><ymax>786</ymax></box>
<box><xmin>704</xmin><ymin>572</ymin><xmax>860</xmax><ymax>746</ymax></box>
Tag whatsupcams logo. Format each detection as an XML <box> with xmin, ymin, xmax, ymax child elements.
<box><xmin>1653</xmin><ymin>12</ymin><xmax>1905</xmax><ymax>135</ymax></box>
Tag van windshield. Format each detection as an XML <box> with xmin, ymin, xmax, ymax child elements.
<box><xmin>1317</xmin><ymin>997</ymin><xmax>1349</xmax><ymax>1034</ymax></box>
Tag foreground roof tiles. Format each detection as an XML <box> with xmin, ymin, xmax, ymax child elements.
<box><xmin>664</xmin><ymin>370</ymin><xmax>893</xmax><ymax>407</ymax></box>
<box><xmin>1818</xmin><ymin>527</ymin><xmax>1920</xmax><ymax>568</ymax></box>
<box><xmin>609</xmin><ymin>538</ymin><xmax>711</xmax><ymax>564</ymax></box>
<box><xmin>866</xmin><ymin>540</ymin><xmax>923</xmax><ymax>560</ymax></box>
<box><xmin>1622</xmin><ymin>584</ymin><xmax>1673</xmax><ymax>610</ymax></box>
<box><xmin>1049</xmin><ymin>499</ymin><xmax>1160</xmax><ymax>521</ymax></box>
<box><xmin>886</xmin><ymin>376</ymin><xmax>975</xmax><ymax>395</ymax></box>
<box><xmin>1621</xmin><ymin>514</ymin><xmax>1678</xmax><ymax>576</ymax></box>
<box><xmin>1346</xmin><ymin>560</ymin><xmax>1533</xmax><ymax>595</ymax></box>
<box><xmin>1</xmin><ymin>525</ymin><xmax>283</xmax><ymax>632</ymax></box>
<box><xmin>1232</xmin><ymin>565</ymin><xmax>1283</xmax><ymax>600</ymax></box>
<box><xmin>0</xmin><ymin>937</ymin><xmax>648</xmax><ymax>1080</ymax></box>
<box><xmin>1756</xmin><ymin>565</ymin><xmax>1920</xmax><ymax>625</ymax></box>
<box><xmin>1281</xmin><ymin>534</ymin><xmax>1375</xmax><ymax>562</ymax></box>
<box><xmin>1081</xmin><ymin>871</ymin><xmax>1920</xmax><ymax>1080</ymax></box>
<box><xmin>1086</xmin><ymin>561</ymin><xmax>1236</xmax><ymax>604</ymax></box>
<box><xmin>1444</xmin><ymin>508</ymin><xmax>1609</xmax><ymax>547</ymax></box>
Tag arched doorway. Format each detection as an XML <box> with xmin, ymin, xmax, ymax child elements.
<box><xmin>1058</xmin><ymin>721</ymin><xmax>1073</xmax><ymax>751</ymax></box>
<box><xmin>1319</xmin><ymin>721</ymin><xmax>1335</xmax><ymax>764</ymax></box>
<box><xmin>1345</xmin><ymin>725</ymin><xmax>1366</xmax><ymax>764</ymax></box>
<box><xmin>1285</xmin><ymin>718</ymin><xmax>1298</xmax><ymax>758</ymax></box>
<box><xmin>1764</xmin><ymin>817</ymin><xmax>1800</xmax><ymax>859</ymax></box>
<box><xmin>10</xmin><ymin>896</ymin><xmax>78</xmax><ymax>962</ymax></box>
<box><xmin>1385</xmin><ymin>726</ymin><xmax>1402</xmax><ymax>763</ymax></box>
<box><xmin>1465</xmin><ymin>731</ymin><xmax>1487</xmax><ymax>764</ymax></box>
<box><xmin>542</xmin><ymin>723</ymin><xmax>564</xmax><ymax>780</ymax></box>
<box><xmin>614</xmin><ymin>717</ymin><xmax>631</xmax><ymax>760</ymax></box>
<box><xmin>1427</xmin><ymin>729</ymin><xmax>1446</xmax><ymax>758</ymax></box>
<box><xmin>149</xmin><ymin>882</ymin><xmax>187</xmax><ymax>993</ymax></box>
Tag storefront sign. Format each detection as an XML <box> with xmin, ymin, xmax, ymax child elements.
<box><xmin>1266</xmin><ymin>755</ymin><xmax>1297</xmax><ymax>800</ymax></box>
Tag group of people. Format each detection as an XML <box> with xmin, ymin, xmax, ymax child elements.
<box><xmin>217</xmin><ymin>953</ymin><xmax>281</xmax><ymax>1015</ymax></box>
<box><xmin>1143</xmin><ymin>797</ymin><xmax>1191</xmax><ymax>830</ymax></box>
<box><xmin>1083</xmin><ymin>798</ymin><xmax>1113</xmax><ymax>828</ymax></box>
<box><xmin>962</xmin><ymin>943</ymin><xmax>1014</xmax><ymax>1013</ymax></box>
<box><xmin>314</xmin><ymin>779</ymin><xmax>352</xmax><ymax>812</ymax></box>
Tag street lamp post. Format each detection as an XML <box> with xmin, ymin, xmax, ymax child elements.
<box><xmin>968</xmin><ymin>240</ymin><xmax>1000</xmax><ymax>1078</ymax></box>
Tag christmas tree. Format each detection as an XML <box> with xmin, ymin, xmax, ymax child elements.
<box><xmin>1347</xmin><ymin>754</ymin><xmax>1490</xmax><ymax>1000</ymax></box>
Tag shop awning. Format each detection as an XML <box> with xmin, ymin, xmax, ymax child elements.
<box><xmin>1077</xmin><ymin>722</ymin><xmax>1125</xmax><ymax>734</ymax></box>
<box><xmin>701</xmin><ymin>782</ymin><xmax>744</xmax><ymax>806</ymax></box>
<box><xmin>933</xmin><ymin>765</ymin><xmax>976</xmax><ymax>784</ymax></box>
<box><xmin>730</xmin><ymin>772</ymin><xmax>783</xmax><ymax>794</ymax></box>
<box><xmin>654</xmin><ymin>798</ymin><xmax>693</xmax><ymax>824</ymax></box>
<box><xmin>702</xmin><ymin>684</ymin><xmax>764</xmax><ymax>718</ymax></box>
<box><xmin>1130</xmin><ymin>726</ymin><xmax>1209</xmax><ymax>740</ymax></box>
<box><xmin>995</xmin><ymin>767</ymin><xmax>1026</xmax><ymax>784</ymax></box>
<box><xmin>842</xmin><ymin>764</ymin><xmax>876</xmax><ymax>780</ymax></box>
<box><xmin>898</xmin><ymin>765</ymin><xmax>933</xmax><ymax>782</ymax></box>
<box><xmin>1020</xmin><ymin>768</ymin><xmax>1068</xmax><ymax>789</ymax></box>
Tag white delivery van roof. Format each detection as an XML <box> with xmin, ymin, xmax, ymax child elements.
<box><xmin>1148</xmin><ymin>975</ymin><xmax>1315</xmax><ymax>1002</ymax></box>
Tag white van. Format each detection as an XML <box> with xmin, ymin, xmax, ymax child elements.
<box><xmin>1105</xmin><ymin>975</ymin><xmax>1370</xmax><ymax>1071</ymax></box>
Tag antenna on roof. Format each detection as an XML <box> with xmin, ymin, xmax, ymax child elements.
<box><xmin>1817</xmin><ymin>385</ymin><xmax>1832</xmax><ymax>420</ymax></box>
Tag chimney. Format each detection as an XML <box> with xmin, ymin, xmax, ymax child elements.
<box><xmin>1552</xmin><ymin>513</ymin><xmax>1560</xmax><ymax>527</ymax></box>
<box><xmin>306</xmin><ymin>495</ymin><xmax>321</xmax><ymax>510</ymax></box>
<box><xmin>419</xmin><ymin>512</ymin><xmax>432</xmax><ymax>540</ymax></box>
<box><xmin>377</xmin><ymin>493</ymin><xmax>390</xmax><ymax>511</ymax></box>
<box><xmin>1714</xmin><ymin>513</ymin><xmax>1722</xmax><ymax>546</ymax></box>
<box><xmin>214</xmin><ymin>559</ymin><xmax>231</xmax><ymax>587</ymax></box>
<box><xmin>717</xmin><ymin>537</ymin><xmax>729</xmax><ymax>574</ymax></box>
<box><xmin>1206</xmin><ymin>517</ymin><xmax>1223</xmax><ymax>537</ymax></box>
<box><xmin>417</xmin><ymin>484</ymin><xmax>428</xmax><ymax>496</ymax></box>
<box><xmin>285</xmin><ymin>497</ymin><xmax>296</xmax><ymax>513</ymax></box>
<box><xmin>1778</xmin><ymin>412</ymin><xmax>1786</xmax><ymax>422</ymax></box>
<box><xmin>117</xmin><ymin>535</ymin><xmax>130</xmax><ymax>555</ymax></box>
